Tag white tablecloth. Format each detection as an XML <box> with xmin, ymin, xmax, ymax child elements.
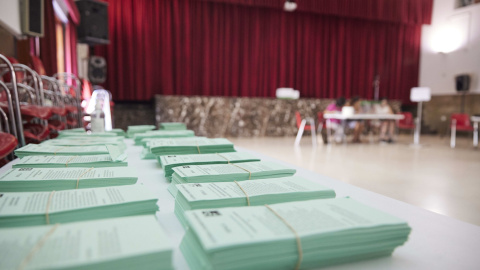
<box><xmin>2</xmin><ymin>140</ymin><xmax>479</xmax><ymax>269</ymax></box>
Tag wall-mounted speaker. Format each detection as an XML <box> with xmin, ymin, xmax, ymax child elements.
<box><xmin>88</xmin><ymin>56</ymin><xmax>107</xmax><ymax>84</ymax></box>
<box><xmin>21</xmin><ymin>0</ymin><xmax>44</xmax><ymax>37</ymax></box>
<box><xmin>455</xmin><ymin>74</ymin><xmax>470</xmax><ymax>92</ymax></box>
<box><xmin>75</xmin><ymin>0</ymin><xmax>109</xmax><ymax>45</ymax></box>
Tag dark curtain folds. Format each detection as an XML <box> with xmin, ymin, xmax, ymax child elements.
<box><xmin>97</xmin><ymin>0</ymin><xmax>425</xmax><ymax>102</ymax></box>
<box><xmin>39</xmin><ymin>0</ymin><xmax>57</xmax><ymax>75</ymax></box>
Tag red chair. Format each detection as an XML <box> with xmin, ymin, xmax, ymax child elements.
<box><xmin>294</xmin><ymin>111</ymin><xmax>316</xmax><ymax>146</ymax></box>
<box><xmin>397</xmin><ymin>112</ymin><xmax>415</xmax><ymax>131</ymax></box>
<box><xmin>30</xmin><ymin>54</ymin><xmax>47</xmax><ymax>76</ymax></box>
<box><xmin>24</xmin><ymin>123</ymin><xmax>50</xmax><ymax>143</ymax></box>
<box><xmin>450</xmin><ymin>113</ymin><xmax>474</xmax><ymax>148</ymax></box>
<box><xmin>0</xmin><ymin>132</ymin><xmax>17</xmax><ymax>166</ymax></box>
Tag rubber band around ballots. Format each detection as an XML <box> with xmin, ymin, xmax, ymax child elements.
<box><xmin>265</xmin><ymin>204</ymin><xmax>303</xmax><ymax>270</ymax></box>
<box><xmin>216</xmin><ymin>153</ymin><xmax>231</xmax><ymax>164</ymax></box>
<box><xmin>64</xmin><ymin>156</ymin><xmax>78</xmax><ymax>167</ymax></box>
<box><xmin>196</xmin><ymin>141</ymin><xmax>201</xmax><ymax>154</ymax></box>
<box><xmin>234</xmin><ymin>181</ymin><xmax>250</xmax><ymax>206</ymax></box>
<box><xmin>230</xmin><ymin>163</ymin><xmax>251</xmax><ymax>180</ymax></box>
<box><xmin>76</xmin><ymin>167</ymin><xmax>94</xmax><ymax>189</ymax></box>
<box><xmin>45</xmin><ymin>191</ymin><xmax>55</xmax><ymax>224</ymax></box>
<box><xmin>53</xmin><ymin>146</ymin><xmax>67</xmax><ymax>155</ymax></box>
<box><xmin>17</xmin><ymin>223</ymin><xmax>60</xmax><ymax>270</ymax></box>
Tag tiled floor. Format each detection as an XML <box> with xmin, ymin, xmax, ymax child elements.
<box><xmin>229</xmin><ymin>134</ymin><xmax>480</xmax><ymax>226</ymax></box>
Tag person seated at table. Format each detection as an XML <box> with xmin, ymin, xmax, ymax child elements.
<box><xmin>322</xmin><ymin>97</ymin><xmax>346</xmax><ymax>143</ymax></box>
<box><xmin>346</xmin><ymin>96</ymin><xmax>364</xmax><ymax>143</ymax></box>
<box><xmin>376</xmin><ymin>97</ymin><xmax>395</xmax><ymax>143</ymax></box>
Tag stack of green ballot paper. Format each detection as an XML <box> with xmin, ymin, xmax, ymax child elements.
<box><xmin>57</xmin><ymin>130</ymin><xmax>120</xmax><ymax>139</ymax></box>
<box><xmin>174</xmin><ymin>176</ymin><xmax>336</xmax><ymax>227</ymax></box>
<box><xmin>159</xmin><ymin>152</ymin><xmax>260</xmax><ymax>180</ymax></box>
<box><xmin>180</xmin><ymin>197</ymin><xmax>411</xmax><ymax>270</ymax></box>
<box><xmin>139</xmin><ymin>137</ymin><xmax>204</xmax><ymax>159</ymax></box>
<box><xmin>168</xmin><ymin>161</ymin><xmax>296</xmax><ymax>196</ymax></box>
<box><xmin>15</xmin><ymin>144</ymin><xmax>118</xmax><ymax>158</ymax></box>
<box><xmin>134</xmin><ymin>130</ymin><xmax>195</xmax><ymax>145</ymax></box>
<box><xmin>149</xmin><ymin>137</ymin><xmax>235</xmax><ymax>156</ymax></box>
<box><xmin>104</xmin><ymin>128</ymin><xmax>126</xmax><ymax>137</ymax></box>
<box><xmin>159</xmin><ymin>122</ymin><xmax>187</xmax><ymax>130</ymax></box>
<box><xmin>13</xmin><ymin>145</ymin><xmax>127</xmax><ymax>168</ymax></box>
<box><xmin>127</xmin><ymin>125</ymin><xmax>156</xmax><ymax>138</ymax></box>
<box><xmin>41</xmin><ymin>137</ymin><xmax>127</xmax><ymax>151</ymax></box>
<box><xmin>0</xmin><ymin>185</ymin><xmax>158</xmax><ymax>227</ymax></box>
<box><xmin>0</xmin><ymin>215</ymin><xmax>173</xmax><ymax>270</ymax></box>
<box><xmin>0</xmin><ymin>167</ymin><xmax>137</xmax><ymax>191</ymax></box>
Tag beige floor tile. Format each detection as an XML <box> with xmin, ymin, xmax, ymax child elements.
<box><xmin>229</xmin><ymin>134</ymin><xmax>480</xmax><ymax>225</ymax></box>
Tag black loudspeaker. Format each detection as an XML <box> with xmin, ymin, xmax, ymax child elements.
<box><xmin>88</xmin><ymin>56</ymin><xmax>107</xmax><ymax>84</ymax></box>
<box><xmin>75</xmin><ymin>0</ymin><xmax>109</xmax><ymax>45</ymax></box>
<box><xmin>20</xmin><ymin>0</ymin><xmax>44</xmax><ymax>37</ymax></box>
<box><xmin>455</xmin><ymin>74</ymin><xmax>470</xmax><ymax>92</ymax></box>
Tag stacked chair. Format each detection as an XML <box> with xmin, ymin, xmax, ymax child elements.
<box><xmin>0</xmin><ymin>53</ymin><xmax>84</xmax><ymax>162</ymax></box>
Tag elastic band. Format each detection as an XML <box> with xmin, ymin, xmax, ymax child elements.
<box><xmin>216</xmin><ymin>153</ymin><xmax>230</xmax><ymax>163</ymax></box>
<box><xmin>196</xmin><ymin>141</ymin><xmax>201</xmax><ymax>154</ymax></box>
<box><xmin>53</xmin><ymin>146</ymin><xmax>66</xmax><ymax>155</ymax></box>
<box><xmin>64</xmin><ymin>156</ymin><xmax>78</xmax><ymax>167</ymax></box>
<box><xmin>265</xmin><ymin>204</ymin><xmax>303</xmax><ymax>270</ymax></box>
<box><xmin>234</xmin><ymin>181</ymin><xmax>250</xmax><ymax>206</ymax></box>
<box><xmin>45</xmin><ymin>191</ymin><xmax>55</xmax><ymax>224</ymax></box>
<box><xmin>17</xmin><ymin>223</ymin><xmax>60</xmax><ymax>270</ymax></box>
<box><xmin>230</xmin><ymin>163</ymin><xmax>251</xmax><ymax>180</ymax></box>
<box><xmin>76</xmin><ymin>167</ymin><xmax>94</xmax><ymax>189</ymax></box>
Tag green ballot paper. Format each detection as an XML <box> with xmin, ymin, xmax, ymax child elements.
<box><xmin>149</xmin><ymin>137</ymin><xmax>235</xmax><ymax>156</ymax></box>
<box><xmin>180</xmin><ymin>197</ymin><xmax>411</xmax><ymax>270</ymax></box>
<box><xmin>159</xmin><ymin>122</ymin><xmax>187</xmax><ymax>130</ymax></box>
<box><xmin>0</xmin><ymin>215</ymin><xmax>173</xmax><ymax>270</ymax></box>
<box><xmin>168</xmin><ymin>161</ymin><xmax>296</xmax><ymax>196</ymax></box>
<box><xmin>0</xmin><ymin>167</ymin><xmax>138</xmax><ymax>192</ymax></box>
<box><xmin>40</xmin><ymin>138</ymin><xmax>127</xmax><ymax>152</ymax></box>
<box><xmin>133</xmin><ymin>130</ymin><xmax>195</xmax><ymax>145</ymax></box>
<box><xmin>140</xmin><ymin>137</ymin><xmax>206</xmax><ymax>160</ymax></box>
<box><xmin>0</xmin><ymin>185</ymin><xmax>158</xmax><ymax>227</ymax></box>
<box><xmin>104</xmin><ymin>128</ymin><xmax>126</xmax><ymax>137</ymax></box>
<box><xmin>13</xmin><ymin>145</ymin><xmax>127</xmax><ymax>168</ymax></box>
<box><xmin>57</xmin><ymin>131</ymin><xmax>121</xmax><ymax>139</ymax></box>
<box><xmin>174</xmin><ymin>176</ymin><xmax>336</xmax><ymax>228</ymax></box>
<box><xmin>127</xmin><ymin>125</ymin><xmax>156</xmax><ymax>138</ymax></box>
<box><xmin>159</xmin><ymin>152</ymin><xmax>261</xmax><ymax>180</ymax></box>
<box><xmin>14</xmin><ymin>144</ymin><xmax>120</xmax><ymax>158</ymax></box>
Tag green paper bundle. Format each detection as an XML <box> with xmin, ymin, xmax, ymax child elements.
<box><xmin>0</xmin><ymin>167</ymin><xmax>138</xmax><ymax>192</ymax></box>
<box><xmin>180</xmin><ymin>198</ymin><xmax>411</xmax><ymax>270</ymax></box>
<box><xmin>159</xmin><ymin>152</ymin><xmax>260</xmax><ymax>180</ymax></box>
<box><xmin>168</xmin><ymin>161</ymin><xmax>296</xmax><ymax>196</ymax></box>
<box><xmin>133</xmin><ymin>130</ymin><xmax>195</xmax><ymax>145</ymax></box>
<box><xmin>174</xmin><ymin>176</ymin><xmax>335</xmax><ymax>227</ymax></box>
<box><xmin>0</xmin><ymin>215</ymin><xmax>173</xmax><ymax>270</ymax></box>
<box><xmin>0</xmin><ymin>185</ymin><xmax>158</xmax><ymax>227</ymax></box>
<box><xmin>127</xmin><ymin>125</ymin><xmax>156</xmax><ymax>138</ymax></box>
<box><xmin>159</xmin><ymin>122</ymin><xmax>187</xmax><ymax>130</ymax></box>
<box><xmin>149</xmin><ymin>138</ymin><xmax>235</xmax><ymax>157</ymax></box>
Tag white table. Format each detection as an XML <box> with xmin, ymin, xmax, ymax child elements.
<box><xmin>323</xmin><ymin>113</ymin><xmax>405</xmax><ymax>121</ymax></box>
<box><xmin>323</xmin><ymin>113</ymin><xmax>405</xmax><ymax>143</ymax></box>
<box><xmin>471</xmin><ymin>116</ymin><xmax>479</xmax><ymax>147</ymax></box>
<box><xmin>2</xmin><ymin>140</ymin><xmax>480</xmax><ymax>269</ymax></box>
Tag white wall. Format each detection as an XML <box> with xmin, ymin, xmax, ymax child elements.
<box><xmin>419</xmin><ymin>0</ymin><xmax>480</xmax><ymax>95</ymax></box>
<box><xmin>0</xmin><ymin>0</ymin><xmax>22</xmax><ymax>38</ymax></box>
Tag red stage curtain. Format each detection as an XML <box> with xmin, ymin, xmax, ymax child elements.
<box><xmin>39</xmin><ymin>0</ymin><xmax>57</xmax><ymax>75</ymax></box>
<box><xmin>202</xmin><ymin>0</ymin><xmax>433</xmax><ymax>25</ymax></box>
<box><xmin>97</xmin><ymin>0</ymin><xmax>428</xmax><ymax>102</ymax></box>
